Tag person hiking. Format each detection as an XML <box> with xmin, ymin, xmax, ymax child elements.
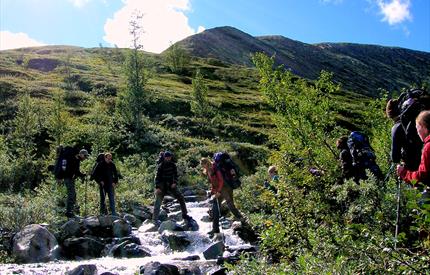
<box><xmin>153</xmin><ymin>151</ymin><xmax>192</xmax><ymax>226</ymax></box>
<box><xmin>387</xmin><ymin>99</ymin><xmax>422</xmax><ymax>170</ymax></box>
<box><xmin>200</xmin><ymin>157</ymin><xmax>249</xmax><ymax>238</ymax></box>
<box><xmin>60</xmin><ymin>148</ymin><xmax>89</xmax><ymax>218</ymax></box>
<box><xmin>92</xmin><ymin>152</ymin><xmax>119</xmax><ymax>216</ymax></box>
<box><xmin>397</xmin><ymin>111</ymin><xmax>430</xmax><ymax>201</ymax></box>
<box><xmin>336</xmin><ymin>136</ymin><xmax>355</xmax><ymax>182</ymax></box>
<box><xmin>263</xmin><ymin>165</ymin><xmax>278</xmax><ymax>193</ymax></box>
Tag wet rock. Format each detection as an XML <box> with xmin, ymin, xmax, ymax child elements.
<box><xmin>112</xmin><ymin>219</ymin><xmax>131</xmax><ymax>238</ymax></box>
<box><xmin>174</xmin><ymin>255</ymin><xmax>200</xmax><ymax>261</ymax></box>
<box><xmin>59</xmin><ymin>219</ymin><xmax>82</xmax><ymax>241</ymax></box>
<box><xmin>203</xmin><ymin>241</ymin><xmax>224</xmax><ymax>260</ymax></box>
<box><xmin>100</xmin><ymin>272</ymin><xmax>117</xmax><ymax>275</ymax></box>
<box><xmin>12</xmin><ymin>224</ymin><xmax>59</xmax><ymax>263</ymax></box>
<box><xmin>132</xmin><ymin>205</ymin><xmax>152</xmax><ymax>222</ymax></box>
<box><xmin>158</xmin><ymin>220</ymin><xmax>184</xmax><ymax>233</ymax></box>
<box><xmin>123</xmin><ymin>214</ymin><xmax>140</xmax><ymax>227</ymax></box>
<box><xmin>180</xmin><ymin>266</ymin><xmax>203</xmax><ymax>275</ymax></box>
<box><xmin>161</xmin><ymin>232</ymin><xmax>191</xmax><ymax>251</ymax></box>
<box><xmin>184</xmin><ymin>195</ymin><xmax>198</xmax><ymax>202</ymax></box>
<box><xmin>98</xmin><ymin>215</ymin><xmax>116</xmax><ymax>228</ymax></box>
<box><xmin>83</xmin><ymin>216</ymin><xmax>100</xmax><ymax>229</ymax></box>
<box><xmin>138</xmin><ymin>220</ymin><xmax>158</xmax><ymax>233</ymax></box>
<box><xmin>66</xmin><ymin>264</ymin><xmax>97</xmax><ymax>275</ymax></box>
<box><xmin>110</xmin><ymin>241</ymin><xmax>151</xmax><ymax>258</ymax></box>
<box><xmin>62</xmin><ymin>237</ymin><xmax>105</xmax><ymax>259</ymax></box>
<box><xmin>140</xmin><ymin>261</ymin><xmax>180</xmax><ymax>275</ymax></box>
<box><xmin>207</xmin><ymin>267</ymin><xmax>227</xmax><ymax>275</ymax></box>
<box><xmin>182</xmin><ymin>217</ymin><xmax>199</xmax><ymax>232</ymax></box>
<box><xmin>163</xmin><ymin>196</ymin><xmax>176</xmax><ymax>204</ymax></box>
<box><xmin>232</xmin><ymin>222</ymin><xmax>258</xmax><ymax>243</ymax></box>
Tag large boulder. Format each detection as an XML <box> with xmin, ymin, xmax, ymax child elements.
<box><xmin>158</xmin><ymin>220</ymin><xmax>183</xmax><ymax>234</ymax></box>
<box><xmin>62</xmin><ymin>237</ymin><xmax>105</xmax><ymax>259</ymax></box>
<box><xmin>59</xmin><ymin>219</ymin><xmax>82</xmax><ymax>241</ymax></box>
<box><xmin>140</xmin><ymin>261</ymin><xmax>180</xmax><ymax>275</ymax></box>
<box><xmin>12</xmin><ymin>224</ymin><xmax>60</xmax><ymax>263</ymax></box>
<box><xmin>109</xmin><ymin>241</ymin><xmax>151</xmax><ymax>258</ymax></box>
<box><xmin>66</xmin><ymin>264</ymin><xmax>97</xmax><ymax>275</ymax></box>
<box><xmin>112</xmin><ymin>219</ymin><xmax>132</xmax><ymax>238</ymax></box>
<box><xmin>161</xmin><ymin>232</ymin><xmax>191</xmax><ymax>251</ymax></box>
<box><xmin>203</xmin><ymin>241</ymin><xmax>225</xmax><ymax>260</ymax></box>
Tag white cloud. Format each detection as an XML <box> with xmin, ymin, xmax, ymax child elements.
<box><xmin>197</xmin><ymin>26</ymin><xmax>205</xmax><ymax>33</ymax></box>
<box><xmin>0</xmin><ymin>31</ymin><xmax>46</xmax><ymax>50</ymax></box>
<box><xmin>103</xmin><ymin>0</ymin><xmax>205</xmax><ymax>53</ymax></box>
<box><xmin>68</xmin><ymin>0</ymin><xmax>91</xmax><ymax>8</ymax></box>
<box><xmin>377</xmin><ymin>0</ymin><xmax>412</xmax><ymax>25</ymax></box>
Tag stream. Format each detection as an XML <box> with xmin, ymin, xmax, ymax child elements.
<box><xmin>0</xmin><ymin>196</ymin><xmax>255</xmax><ymax>274</ymax></box>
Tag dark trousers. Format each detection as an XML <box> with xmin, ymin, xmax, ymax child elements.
<box><xmin>212</xmin><ymin>185</ymin><xmax>243</xmax><ymax>233</ymax></box>
<box><xmin>99</xmin><ymin>183</ymin><xmax>116</xmax><ymax>216</ymax></box>
<box><xmin>64</xmin><ymin>178</ymin><xmax>76</xmax><ymax>216</ymax></box>
<box><xmin>153</xmin><ymin>183</ymin><xmax>188</xmax><ymax>221</ymax></box>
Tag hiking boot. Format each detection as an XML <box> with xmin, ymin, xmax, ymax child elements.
<box><xmin>212</xmin><ymin>232</ymin><xmax>224</xmax><ymax>242</ymax></box>
<box><xmin>183</xmin><ymin>215</ymin><xmax>193</xmax><ymax>222</ymax></box>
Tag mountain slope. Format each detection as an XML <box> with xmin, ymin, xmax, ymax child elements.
<box><xmin>172</xmin><ymin>26</ymin><xmax>430</xmax><ymax>95</ymax></box>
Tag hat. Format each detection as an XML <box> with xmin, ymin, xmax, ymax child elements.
<box><xmin>163</xmin><ymin>151</ymin><xmax>173</xmax><ymax>157</ymax></box>
<box><xmin>386</xmin><ymin>99</ymin><xmax>400</xmax><ymax>119</ymax></box>
<box><xmin>79</xmin><ymin>149</ymin><xmax>89</xmax><ymax>157</ymax></box>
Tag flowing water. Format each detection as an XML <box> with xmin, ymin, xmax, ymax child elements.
<box><xmin>0</xmin><ymin>198</ymin><xmax>253</xmax><ymax>274</ymax></box>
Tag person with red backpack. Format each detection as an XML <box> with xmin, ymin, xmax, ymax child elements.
<box><xmin>200</xmin><ymin>156</ymin><xmax>248</xmax><ymax>238</ymax></box>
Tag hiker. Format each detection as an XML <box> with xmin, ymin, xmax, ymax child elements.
<box><xmin>336</xmin><ymin>136</ymin><xmax>355</xmax><ymax>182</ymax></box>
<box><xmin>153</xmin><ymin>151</ymin><xmax>192</xmax><ymax>226</ymax></box>
<box><xmin>200</xmin><ymin>157</ymin><xmax>248</xmax><ymax>238</ymax></box>
<box><xmin>59</xmin><ymin>147</ymin><xmax>89</xmax><ymax>218</ymax></box>
<box><xmin>263</xmin><ymin>165</ymin><xmax>278</xmax><ymax>192</ymax></box>
<box><xmin>397</xmin><ymin>111</ymin><xmax>430</xmax><ymax>198</ymax></box>
<box><xmin>386</xmin><ymin>99</ymin><xmax>422</xmax><ymax>170</ymax></box>
<box><xmin>92</xmin><ymin>152</ymin><xmax>119</xmax><ymax>216</ymax></box>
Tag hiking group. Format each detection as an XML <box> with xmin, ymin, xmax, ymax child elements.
<box><xmin>336</xmin><ymin>88</ymin><xmax>430</xmax><ymax>202</ymax></box>
<box><xmin>52</xmin><ymin>87</ymin><xmax>429</xmax><ymax>241</ymax></box>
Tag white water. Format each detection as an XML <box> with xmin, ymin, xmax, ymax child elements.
<box><xmin>0</xmin><ymin>198</ymin><xmax>251</xmax><ymax>275</ymax></box>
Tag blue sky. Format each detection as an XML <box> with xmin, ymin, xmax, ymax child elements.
<box><xmin>1</xmin><ymin>0</ymin><xmax>429</xmax><ymax>53</ymax></box>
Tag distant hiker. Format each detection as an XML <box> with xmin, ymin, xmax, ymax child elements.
<box><xmin>336</xmin><ymin>136</ymin><xmax>355</xmax><ymax>182</ymax></box>
<box><xmin>200</xmin><ymin>157</ymin><xmax>249</xmax><ymax>238</ymax></box>
<box><xmin>386</xmin><ymin>98</ymin><xmax>422</xmax><ymax>170</ymax></box>
<box><xmin>92</xmin><ymin>152</ymin><xmax>119</xmax><ymax>216</ymax></box>
<box><xmin>397</xmin><ymin>111</ymin><xmax>430</xmax><ymax>195</ymax></box>
<box><xmin>55</xmin><ymin>147</ymin><xmax>89</xmax><ymax>218</ymax></box>
<box><xmin>263</xmin><ymin>165</ymin><xmax>278</xmax><ymax>193</ymax></box>
<box><xmin>153</xmin><ymin>151</ymin><xmax>192</xmax><ymax>226</ymax></box>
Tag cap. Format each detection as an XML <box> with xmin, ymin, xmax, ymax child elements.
<box><xmin>163</xmin><ymin>151</ymin><xmax>173</xmax><ymax>157</ymax></box>
<box><xmin>79</xmin><ymin>149</ymin><xmax>89</xmax><ymax>157</ymax></box>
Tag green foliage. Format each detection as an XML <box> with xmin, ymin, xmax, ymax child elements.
<box><xmin>190</xmin><ymin>70</ymin><xmax>213</xmax><ymax>119</ymax></box>
<box><xmin>165</xmin><ymin>43</ymin><xmax>190</xmax><ymax>74</ymax></box>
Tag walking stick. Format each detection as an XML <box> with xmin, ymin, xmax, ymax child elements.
<box><xmin>394</xmin><ymin>175</ymin><xmax>401</xmax><ymax>250</ymax></box>
<box><xmin>215</xmin><ymin>198</ymin><xmax>225</xmax><ymax>244</ymax></box>
<box><xmin>83</xmin><ymin>176</ymin><xmax>88</xmax><ymax>217</ymax></box>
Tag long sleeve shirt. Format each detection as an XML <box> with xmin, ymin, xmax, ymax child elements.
<box><xmin>399</xmin><ymin>135</ymin><xmax>430</xmax><ymax>186</ymax></box>
<box><xmin>155</xmin><ymin>161</ymin><xmax>178</xmax><ymax>188</ymax></box>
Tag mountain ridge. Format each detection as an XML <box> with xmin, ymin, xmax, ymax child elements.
<box><xmin>171</xmin><ymin>26</ymin><xmax>430</xmax><ymax>95</ymax></box>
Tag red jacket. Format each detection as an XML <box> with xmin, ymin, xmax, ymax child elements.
<box><xmin>208</xmin><ymin>164</ymin><xmax>224</xmax><ymax>194</ymax></box>
<box><xmin>399</xmin><ymin>135</ymin><xmax>430</xmax><ymax>186</ymax></box>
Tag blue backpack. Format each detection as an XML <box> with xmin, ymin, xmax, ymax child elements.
<box><xmin>347</xmin><ymin>131</ymin><xmax>382</xmax><ymax>179</ymax></box>
<box><xmin>214</xmin><ymin>152</ymin><xmax>241</xmax><ymax>189</ymax></box>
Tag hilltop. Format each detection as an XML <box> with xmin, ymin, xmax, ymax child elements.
<box><xmin>172</xmin><ymin>26</ymin><xmax>430</xmax><ymax>96</ymax></box>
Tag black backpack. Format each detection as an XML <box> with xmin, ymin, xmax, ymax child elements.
<box><xmin>89</xmin><ymin>153</ymin><xmax>105</xmax><ymax>181</ymax></box>
<box><xmin>53</xmin><ymin>145</ymin><xmax>75</xmax><ymax>180</ymax></box>
<box><xmin>213</xmin><ymin>152</ymin><xmax>241</xmax><ymax>189</ymax></box>
<box><xmin>347</xmin><ymin>131</ymin><xmax>382</xmax><ymax>179</ymax></box>
<box><xmin>397</xmin><ymin>88</ymin><xmax>430</xmax><ymax>147</ymax></box>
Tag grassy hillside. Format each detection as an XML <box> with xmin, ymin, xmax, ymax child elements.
<box><xmin>173</xmin><ymin>26</ymin><xmax>430</xmax><ymax>96</ymax></box>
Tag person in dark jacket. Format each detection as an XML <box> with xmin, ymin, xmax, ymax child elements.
<box><xmin>63</xmin><ymin>148</ymin><xmax>89</xmax><ymax>218</ymax></box>
<box><xmin>152</xmin><ymin>151</ymin><xmax>191</xmax><ymax>225</ymax></box>
<box><xmin>92</xmin><ymin>152</ymin><xmax>118</xmax><ymax>216</ymax></box>
<box><xmin>386</xmin><ymin>99</ymin><xmax>422</xmax><ymax>170</ymax></box>
<box><xmin>336</xmin><ymin>136</ymin><xmax>355</xmax><ymax>182</ymax></box>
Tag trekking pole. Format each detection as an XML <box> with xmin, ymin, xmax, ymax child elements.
<box><xmin>215</xmin><ymin>198</ymin><xmax>225</xmax><ymax>244</ymax></box>
<box><xmin>394</xmin><ymin>175</ymin><xmax>401</xmax><ymax>250</ymax></box>
<box><xmin>83</xmin><ymin>176</ymin><xmax>88</xmax><ymax>217</ymax></box>
<box><xmin>384</xmin><ymin>163</ymin><xmax>396</xmax><ymax>184</ymax></box>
